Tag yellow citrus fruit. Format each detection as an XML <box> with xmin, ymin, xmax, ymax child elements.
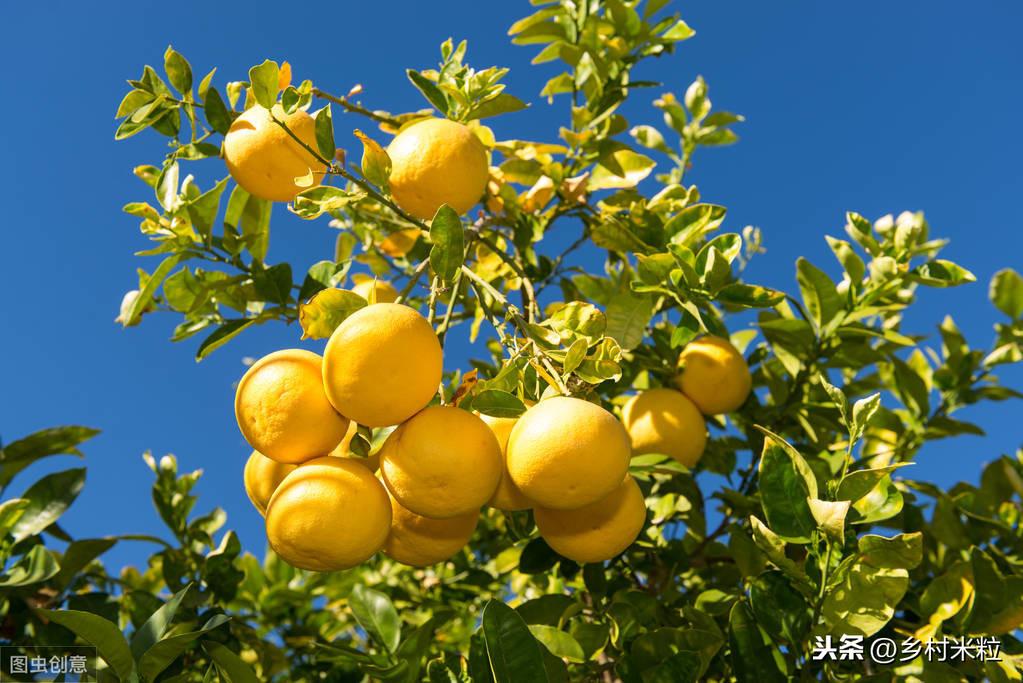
<box><xmin>380</xmin><ymin>406</ymin><xmax>502</xmax><ymax>519</ymax></box>
<box><xmin>223</xmin><ymin>104</ymin><xmax>325</xmax><ymax>203</ymax></box>
<box><xmin>235</xmin><ymin>349</ymin><xmax>349</xmax><ymax>464</ymax></box>
<box><xmin>506</xmin><ymin>397</ymin><xmax>631</xmax><ymax>510</ymax></box>
<box><xmin>383</xmin><ymin>494</ymin><xmax>478</xmax><ymax>566</ymax></box>
<box><xmin>266</xmin><ymin>457</ymin><xmax>391</xmax><ymax>571</ymax></box>
<box><xmin>323</xmin><ymin>303</ymin><xmax>443</xmax><ymax>427</ymax></box>
<box><xmin>621</xmin><ymin>389</ymin><xmax>707</xmax><ymax>468</ymax></box>
<box><xmin>535</xmin><ymin>476</ymin><xmax>646</xmax><ymax>563</ymax></box>
<box><xmin>379</xmin><ymin>229</ymin><xmax>421</xmax><ymax>258</ymax></box>
<box><xmin>479</xmin><ymin>414</ymin><xmax>533</xmax><ymax>511</ymax></box>
<box><xmin>387</xmin><ymin>118</ymin><xmax>489</xmax><ymax>220</ymax></box>
<box><xmin>675</xmin><ymin>336</ymin><xmax>752</xmax><ymax>415</ymax></box>
<box><xmin>351</xmin><ymin>277</ymin><xmax>399</xmax><ymax>304</ymax></box>
<box><xmin>330</xmin><ymin>421</ymin><xmax>382</xmax><ymax>472</ymax></box>
<box><xmin>243</xmin><ymin>450</ymin><xmax>296</xmax><ymax>516</ymax></box>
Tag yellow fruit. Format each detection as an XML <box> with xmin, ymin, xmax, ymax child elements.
<box><xmin>351</xmin><ymin>277</ymin><xmax>399</xmax><ymax>304</ymax></box>
<box><xmin>380</xmin><ymin>406</ymin><xmax>502</xmax><ymax>519</ymax></box>
<box><xmin>383</xmin><ymin>494</ymin><xmax>478</xmax><ymax>566</ymax></box>
<box><xmin>479</xmin><ymin>414</ymin><xmax>533</xmax><ymax>511</ymax></box>
<box><xmin>266</xmin><ymin>457</ymin><xmax>391</xmax><ymax>571</ymax></box>
<box><xmin>675</xmin><ymin>336</ymin><xmax>752</xmax><ymax>415</ymax></box>
<box><xmin>243</xmin><ymin>450</ymin><xmax>296</xmax><ymax>516</ymax></box>
<box><xmin>223</xmin><ymin>105</ymin><xmax>326</xmax><ymax>202</ymax></box>
<box><xmin>387</xmin><ymin>118</ymin><xmax>489</xmax><ymax>220</ymax></box>
<box><xmin>235</xmin><ymin>349</ymin><xmax>349</xmax><ymax>464</ymax></box>
<box><xmin>535</xmin><ymin>476</ymin><xmax>646</xmax><ymax>563</ymax></box>
<box><xmin>506</xmin><ymin>397</ymin><xmax>631</xmax><ymax>510</ymax></box>
<box><xmin>330</xmin><ymin>422</ymin><xmax>381</xmax><ymax>472</ymax></box>
<box><xmin>621</xmin><ymin>389</ymin><xmax>707</xmax><ymax>468</ymax></box>
<box><xmin>323</xmin><ymin>303</ymin><xmax>443</xmax><ymax>427</ymax></box>
<box><xmin>380</xmin><ymin>229</ymin><xmax>421</xmax><ymax>258</ymax></box>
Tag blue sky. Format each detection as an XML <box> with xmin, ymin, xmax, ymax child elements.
<box><xmin>2</xmin><ymin>2</ymin><xmax>1022</xmax><ymax>572</ymax></box>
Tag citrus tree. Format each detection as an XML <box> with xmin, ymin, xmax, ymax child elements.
<box><xmin>3</xmin><ymin>1</ymin><xmax>1023</xmax><ymax>681</ymax></box>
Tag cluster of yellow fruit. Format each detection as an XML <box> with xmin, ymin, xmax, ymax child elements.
<box><xmin>221</xmin><ymin>98</ymin><xmax>753</xmax><ymax>572</ymax></box>
<box><xmin>237</xmin><ymin>326</ymin><xmax>751</xmax><ymax>572</ymax></box>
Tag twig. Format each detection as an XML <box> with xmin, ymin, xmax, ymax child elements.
<box><xmin>395</xmin><ymin>260</ymin><xmax>430</xmax><ymax>305</ymax></box>
<box><xmin>312</xmin><ymin>87</ymin><xmax>401</xmax><ymax>128</ymax></box>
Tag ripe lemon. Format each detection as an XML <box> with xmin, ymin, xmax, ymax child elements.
<box><xmin>380</xmin><ymin>228</ymin><xmax>421</xmax><ymax>258</ymax></box>
<box><xmin>330</xmin><ymin>422</ymin><xmax>381</xmax><ymax>472</ymax></box>
<box><xmin>266</xmin><ymin>457</ymin><xmax>391</xmax><ymax>571</ymax></box>
<box><xmin>479</xmin><ymin>414</ymin><xmax>533</xmax><ymax>511</ymax></box>
<box><xmin>323</xmin><ymin>303</ymin><xmax>442</xmax><ymax>427</ymax></box>
<box><xmin>243</xmin><ymin>450</ymin><xmax>296</xmax><ymax>516</ymax></box>
<box><xmin>506</xmin><ymin>397</ymin><xmax>631</xmax><ymax>510</ymax></box>
<box><xmin>621</xmin><ymin>389</ymin><xmax>707</xmax><ymax>468</ymax></box>
<box><xmin>235</xmin><ymin>349</ymin><xmax>349</xmax><ymax>464</ymax></box>
<box><xmin>675</xmin><ymin>336</ymin><xmax>752</xmax><ymax>415</ymax></box>
<box><xmin>383</xmin><ymin>494</ymin><xmax>478</xmax><ymax>566</ymax></box>
<box><xmin>387</xmin><ymin>118</ymin><xmax>489</xmax><ymax>220</ymax></box>
<box><xmin>351</xmin><ymin>277</ymin><xmax>399</xmax><ymax>304</ymax></box>
<box><xmin>223</xmin><ymin>105</ymin><xmax>326</xmax><ymax>202</ymax></box>
<box><xmin>535</xmin><ymin>476</ymin><xmax>646</xmax><ymax>563</ymax></box>
<box><xmin>380</xmin><ymin>406</ymin><xmax>502</xmax><ymax>519</ymax></box>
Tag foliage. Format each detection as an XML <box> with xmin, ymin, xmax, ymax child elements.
<box><xmin>3</xmin><ymin>0</ymin><xmax>1022</xmax><ymax>680</ymax></box>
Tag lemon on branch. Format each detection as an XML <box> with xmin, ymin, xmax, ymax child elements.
<box><xmin>323</xmin><ymin>303</ymin><xmax>442</xmax><ymax>427</ymax></box>
<box><xmin>223</xmin><ymin>104</ymin><xmax>325</xmax><ymax>202</ymax></box>
<box><xmin>265</xmin><ymin>457</ymin><xmax>391</xmax><ymax>571</ymax></box>
<box><xmin>383</xmin><ymin>494</ymin><xmax>478</xmax><ymax>567</ymax></box>
<box><xmin>387</xmin><ymin>118</ymin><xmax>489</xmax><ymax>220</ymax></box>
<box><xmin>675</xmin><ymin>336</ymin><xmax>752</xmax><ymax>415</ymax></box>
<box><xmin>235</xmin><ymin>349</ymin><xmax>349</xmax><ymax>464</ymax></box>
<box><xmin>535</xmin><ymin>476</ymin><xmax>646</xmax><ymax>563</ymax></box>
<box><xmin>380</xmin><ymin>406</ymin><xmax>502</xmax><ymax>519</ymax></box>
<box><xmin>506</xmin><ymin>396</ymin><xmax>630</xmax><ymax>510</ymax></box>
<box><xmin>243</xmin><ymin>450</ymin><xmax>296</xmax><ymax>516</ymax></box>
<box><xmin>622</xmin><ymin>388</ymin><xmax>707</xmax><ymax>468</ymax></box>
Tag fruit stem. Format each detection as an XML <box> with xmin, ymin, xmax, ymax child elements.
<box><xmin>311</xmin><ymin>87</ymin><xmax>402</xmax><ymax>128</ymax></box>
<box><xmin>395</xmin><ymin>260</ymin><xmax>430</xmax><ymax>305</ymax></box>
<box><xmin>437</xmin><ymin>270</ymin><xmax>463</xmax><ymax>345</ymax></box>
<box><xmin>473</xmin><ymin>232</ymin><xmax>539</xmax><ymax>321</ymax></box>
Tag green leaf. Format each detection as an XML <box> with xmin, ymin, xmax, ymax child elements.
<box><xmin>186</xmin><ymin>178</ymin><xmax>228</xmax><ymax>240</ymax></box>
<box><xmin>748</xmin><ymin>572</ymin><xmax>811</xmax><ymax>645</ymax></box>
<box><xmin>163</xmin><ymin>46</ymin><xmax>192</xmax><ymax>93</ymax></box>
<box><xmin>355</xmin><ymin>129</ymin><xmax>391</xmax><ymax>188</ymax></box>
<box><xmin>547</xmin><ymin>302</ymin><xmax>606</xmax><ymax>344</ymax></box>
<box><xmin>664</xmin><ymin>204</ymin><xmax>727</xmax><ymax>246</ymax></box>
<box><xmin>138</xmin><ymin>614</ymin><xmax>231</xmax><ymax>681</ymax></box>
<box><xmin>911</xmin><ymin>259</ymin><xmax>976</xmax><ymax>287</ymax></box>
<box><xmin>131</xmin><ymin>584</ymin><xmax>192</xmax><ymax>660</ymax></box>
<box><xmin>481</xmin><ymin>600</ymin><xmax>550</xmax><ymax>683</ymax></box>
<box><xmin>528</xmin><ymin>625</ymin><xmax>585</xmax><ymax>663</ymax></box>
<box><xmin>820</xmin><ymin>562</ymin><xmax>908</xmax><ymax>637</ymax></box>
<box><xmin>291</xmin><ymin>185</ymin><xmax>364</xmax><ymax>220</ymax></box>
<box><xmin>252</xmin><ymin>263</ymin><xmax>293</xmax><ymax>305</ymax></box>
<box><xmin>204</xmin><ymin>87</ymin><xmax>232</xmax><ymax>135</ymax></box>
<box><xmin>314</xmin><ymin>105</ymin><xmax>335</xmax><ymax>160</ymax></box>
<box><xmin>589</xmin><ymin>147</ymin><xmax>656</xmax><ymax>190</ymax></box>
<box><xmin>716</xmin><ymin>283</ymin><xmax>785</xmax><ymax>308</ymax></box>
<box><xmin>0</xmin><ymin>545</ymin><xmax>60</xmax><ymax>586</ymax></box>
<box><xmin>124</xmin><ymin>254</ymin><xmax>182</xmax><ymax>327</ymax></box>
<box><xmin>795</xmin><ymin>257</ymin><xmax>842</xmax><ymax>332</ymax></box>
<box><xmin>156</xmin><ymin>159</ymin><xmax>180</xmax><ymax>211</ymax></box>
<box><xmin>727</xmin><ymin>602</ymin><xmax>786</xmax><ymax>683</ymax></box>
<box><xmin>299</xmin><ymin>288</ymin><xmax>368</xmax><ymax>340</ymax></box>
<box><xmin>824</xmin><ymin>236</ymin><xmax>865</xmax><ymax>284</ymax></box>
<box><xmin>298</xmin><ymin>260</ymin><xmax>341</xmax><ymax>302</ymax></box>
<box><xmin>195</xmin><ymin>319</ymin><xmax>259</xmax><ymax>361</ymax></box>
<box><xmin>429</xmin><ymin>204</ymin><xmax>465</xmax><ymax>282</ymax></box>
<box><xmin>472</xmin><ymin>390</ymin><xmax>527</xmax><ymax>418</ymax></box>
<box><xmin>605</xmin><ymin>291</ymin><xmax>654</xmax><ymax>350</ymax></box>
<box><xmin>0</xmin><ymin>499</ymin><xmax>29</xmax><ymax>535</ymax></box>
<box><xmin>749</xmin><ymin>516</ymin><xmax>804</xmax><ymax>581</ymax></box>
<box><xmin>350</xmin><ymin>584</ymin><xmax>401</xmax><ymax>653</ymax></box>
<box><xmin>204</xmin><ymin>642</ymin><xmax>260</xmax><ymax>683</ymax></box>
<box><xmin>756</xmin><ymin>431</ymin><xmax>817</xmax><ymax>543</ymax></box>
<box><xmin>0</xmin><ymin>425</ymin><xmax>98</xmax><ymax>492</ymax></box>
<box><xmin>662</xmin><ymin>19</ymin><xmax>695</xmax><ymax>42</ymax></box>
<box><xmin>857</xmin><ymin>532</ymin><xmax>923</xmax><ymax>570</ymax></box>
<box><xmin>12</xmin><ymin>467</ymin><xmax>86</xmax><ymax>542</ymax></box>
<box><xmin>248</xmin><ymin>60</ymin><xmax>280</xmax><ymax>109</ymax></box>
<box><xmin>41</xmin><ymin>609</ymin><xmax>135</xmax><ymax>681</ymax></box>
<box><xmin>54</xmin><ymin>537</ymin><xmax>117</xmax><ymax>589</ymax></box>
<box><xmin>467</xmin><ymin>93</ymin><xmax>529</xmax><ymax>121</ymax></box>
<box><xmin>990</xmin><ymin>268</ymin><xmax>1023</xmax><ymax>319</ymax></box>
<box><xmin>407</xmin><ymin>70</ymin><xmax>450</xmax><ymax>115</ymax></box>
<box><xmin>807</xmin><ymin>499</ymin><xmax>849</xmax><ymax>542</ymax></box>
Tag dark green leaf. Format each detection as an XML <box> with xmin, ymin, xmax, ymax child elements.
<box><xmin>407</xmin><ymin>70</ymin><xmax>450</xmax><ymax>114</ymax></box>
<box><xmin>124</xmin><ymin>254</ymin><xmax>182</xmax><ymax>327</ymax></box>
<box><xmin>467</xmin><ymin>93</ymin><xmax>529</xmax><ymax>121</ymax></box>
<box><xmin>54</xmin><ymin>538</ymin><xmax>117</xmax><ymax>589</ymax></box>
<box><xmin>41</xmin><ymin>610</ymin><xmax>135</xmax><ymax>681</ymax></box>
<box><xmin>748</xmin><ymin>571</ymin><xmax>810</xmax><ymax>644</ymax></box>
<box><xmin>0</xmin><ymin>545</ymin><xmax>60</xmax><ymax>586</ymax></box>
<box><xmin>796</xmin><ymin>257</ymin><xmax>842</xmax><ymax>331</ymax></box>
<box><xmin>0</xmin><ymin>426</ymin><xmax>98</xmax><ymax>492</ymax></box>
<box><xmin>429</xmin><ymin>204</ymin><xmax>464</xmax><ymax>282</ymax></box>
<box><xmin>204</xmin><ymin>87</ymin><xmax>232</xmax><ymax>135</ymax></box>
<box><xmin>350</xmin><ymin>584</ymin><xmax>401</xmax><ymax>653</ymax></box>
<box><xmin>138</xmin><ymin>614</ymin><xmax>231</xmax><ymax>681</ymax></box>
<box><xmin>605</xmin><ymin>291</ymin><xmax>654</xmax><ymax>350</ymax></box>
<box><xmin>204</xmin><ymin>642</ymin><xmax>260</xmax><ymax>683</ymax></box>
<box><xmin>314</xmin><ymin>105</ymin><xmax>335</xmax><ymax>160</ymax></box>
<box><xmin>163</xmin><ymin>46</ymin><xmax>192</xmax><ymax>93</ymax></box>
<box><xmin>131</xmin><ymin>583</ymin><xmax>192</xmax><ymax>660</ymax></box>
<box><xmin>252</xmin><ymin>263</ymin><xmax>293</xmax><ymax>305</ymax></box>
<box><xmin>472</xmin><ymin>390</ymin><xmax>527</xmax><ymax>418</ymax></box>
<box><xmin>756</xmin><ymin>432</ymin><xmax>817</xmax><ymax>543</ymax></box>
<box><xmin>481</xmin><ymin>599</ymin><xmax>550</xmax><ymax>683</ymax></box>
<box><xmin>195</xmin><ymin>319</ymin><xmax>259</xmax><ymax>361</ymax></box>
<box><xmin>12</xmin><ymin>468</ymin><xmax>86</xmax><ymax>542</ymax></box>
<box><xmin>727</xmin><ymin>602</ymin><xmax>786</xmax><ymax>683</ymax></box>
